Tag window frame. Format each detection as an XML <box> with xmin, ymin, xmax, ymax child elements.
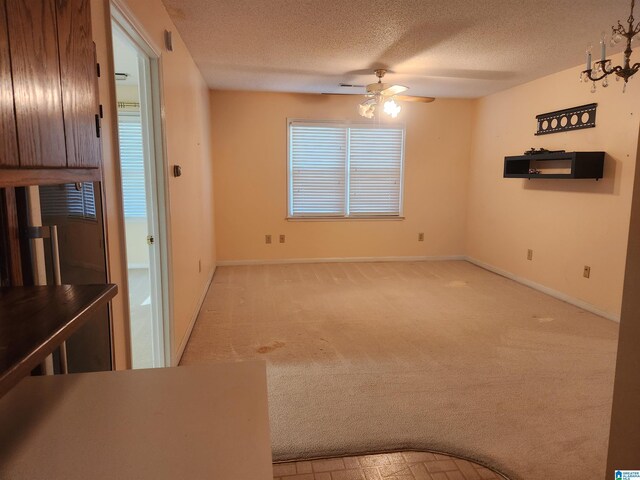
<box><xmin>286</xmin><ymin>119</ymin><xmax>406</xmax><ymax>220</ymax></box>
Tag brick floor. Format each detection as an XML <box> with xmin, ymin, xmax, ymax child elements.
<box><xmin>273</xmin><ymin>451</ymin><xmax>506</xmax><ymax>480</ymax></box>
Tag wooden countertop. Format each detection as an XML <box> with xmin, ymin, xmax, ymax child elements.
<box><xmin>0</xmin><ymin>361</ymin><xmax>273</xmax><ymax>479</ymax></box>
<box><xmin>0</xmin><ymin>284</ymin><xmax>118</xmax><ymax>397</ymax></box>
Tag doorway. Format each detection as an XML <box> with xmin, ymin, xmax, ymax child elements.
<box><xmin>111</xmin><ymin>16</ymin><xmax>170</xmax><ymax>369</ymax></box>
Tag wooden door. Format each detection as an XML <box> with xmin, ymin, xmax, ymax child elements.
<box><xmin>0</xmin><ymin>0</ymin><xmax>18</xmax><ymax>167</ymax></box>
<box><xmin>6</xmin><ymin>0</ymin><xmax>66</xmax><ymax>168</ymax></box>
<box><xmin>56</xmin><ymin>0</ymin><xmax>100</xmax><ymax>168</ymax></box>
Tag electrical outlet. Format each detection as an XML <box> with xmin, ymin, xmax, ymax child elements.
<box><xmin>265</xmin><ymin>234</ymin><xmax>272</xmax><ymax>244</ymax></box>
<box><xmin>527</xmin><ymin>249</ymin><xmax>533</xmax><ymax>261</ymax></box>
<box><xmin>279</xmin><ymin>234</ymin><xmax>285</xmax><ymax>244</ymax></box>
<box><xmin>418</xmin><ymin>232</ymin><xmax>424</xmax><ymax>242</ymax></box>
<box><xmin>583</xmin><ymin>265</ymin><xmax>591</xmax><ymax>278</ymax></box>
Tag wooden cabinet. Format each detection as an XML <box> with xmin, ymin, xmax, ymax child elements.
<box><xmin>56</xmin><ymin>0</ymin><xmax>101</xmax><ymax>168</ymax></box>
<box><xmin>0</xmin><ymin>284</ymin><xmax>118</xmax><ymax>398</ymax></box>
<box><xmin>0</xmin><ymin>0</ymin><xmax>101</xmax><ymax>186</ymax></box>
<box><xmin>0</xmin><ymin>0</ymin><xmax>18</xmax><ymax>168</ymax></box>
<box><xmin>6</xmin><ymin>0</ymin><xmax>68</xmax><ymax>169</ymax></box>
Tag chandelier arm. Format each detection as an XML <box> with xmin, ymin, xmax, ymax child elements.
<box><xmin>615</xmin><ymin>20</ymin><xmax>627</xmax><ymax>35</ymax></box>
<box><xmin>600</xmin><ymin>61</ymin><xmax>618</xmax><ymax>75</ymax></box>
<box><xmin>584</xmin><ymin>62</ymin><xmax>625</xmax><ymax>81</ymax></box>
<box><xmin>584</xmin><ymin>69</ymin><xmax>610</xmax><ymax>82</ymax></box>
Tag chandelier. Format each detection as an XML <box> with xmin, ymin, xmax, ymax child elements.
<box><xmin>581</xmin><ymin>0</ymin><xmax>640</xmax><ymax>92</ymax></box>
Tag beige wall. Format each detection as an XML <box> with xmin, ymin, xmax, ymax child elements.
<box><xmin>92</xmin><ymin>0</ymin><xmax>215</xmax><ymax>367</ymax></box>
<box><xmin>115</xmin><ymin>84</ymin><xmax>139</xmax><ymax>103</ymax></box>
<box><xmin>116</xmin><ymin>0</ymin><xmax>216</xmax><ymax>364</ymax></box>
<box><xmin>211</xmin><ymin>91</ymin><xmax>473</xmax><ymax>262</ymax></box>
<box><xmin>607</xmin><ymin>124</ymin><xmax>640</xmax><ymax>475</ymax></box>
<box><xmin>124</xmin><ymin>218</ymin><xmax>148</xmax><ymax>268</ymax></box>
<box><xmin>466</xmin><ymin>53</ymin><xmax>640</xmax><ymax>319</ymax></box>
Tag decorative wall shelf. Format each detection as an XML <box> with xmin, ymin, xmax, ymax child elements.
<box><xmin>503</xmin><ymin>151</ymin><xmax>604</xmax><ymax>180</ymax></box>
<box><xmin>0</xmin><ymin>284</ymin><xmax>117</xmax><ymax>398</ymax></box>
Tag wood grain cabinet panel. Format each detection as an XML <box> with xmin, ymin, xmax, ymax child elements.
<box><xmin>0</xmin><ymin>0</ymin><xmax>19</xmax><ymax>167</ymax></box>
<box><xmin>6</xmin><ymin>0</ymin><xmax>67</xmax><ymax>168</ymax></box>
<box><xmin>56</xmin><ymin>0</ymin><xmax>100</xmax><ymax>168</ymax></box>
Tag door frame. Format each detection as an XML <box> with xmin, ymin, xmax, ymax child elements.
<box><xmin>110</xmin><ymin>2</ymin><xmax>174</xmax><ymax>368</ymax></box>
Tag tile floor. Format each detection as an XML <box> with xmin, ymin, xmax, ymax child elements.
<box><xmin>272</xmin><ymin>451</ymin><xmax>505</xmax><ymax>480</ymax></box>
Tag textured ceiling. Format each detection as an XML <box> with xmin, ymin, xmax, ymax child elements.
<box><xmin>161</xmin><ymin>0</ymin><xmax>631</xmax><ymax>98</ymax></box>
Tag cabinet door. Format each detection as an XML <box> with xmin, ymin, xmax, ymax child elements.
<box><xmin>56</xmin><ymin>0</ymin><xmax>100</xmax><ymax>168</ymax></box>
<box><xmin>0</xmin><ymin>0</ymin><xmax>18</xmax><ymax>167</ymax></box>
<box><xmin>6</xmin><ymin>0</ymin><xmax>66</xmax><ymax>168</ymax></box>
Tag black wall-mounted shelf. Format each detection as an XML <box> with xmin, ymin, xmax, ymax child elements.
<box><xmin>503</xmin><ymin>151</ymin><xmax>604</xmax><ymax>180</ymax></box>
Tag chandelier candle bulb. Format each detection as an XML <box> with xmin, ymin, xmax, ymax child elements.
<box><xmin>586</xmin><ymin>47</ymin><xmax>592</xmax><ymax>70</ymax></box>
<box><xmin>601</xmin><ymin>33</ymin><xmax>607</xmax><ymax>61</ymax></box>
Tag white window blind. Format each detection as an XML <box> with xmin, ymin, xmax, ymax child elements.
<box><xmin>349</xmin><ymin>127</ymin><xmax>403</xmax><ymax>216</ymax></box>
<box><xmin>118</xmin><ymin>113</ymin><xmax>147</xmax><ymax>218</ymax></box>
<box><xmin>288</xmin><ymin>122</ymin><xmax>404</xmax><ymax>218</ymax></box>
<box><xmin>39</xmin><ymin>183</ymin><xmax>97</xmax><ymax>220</ymax></box>
<box><xmin>290</xmin><ymin>124</ymin><xmax>346</xmax><ymax>216</ymax></box>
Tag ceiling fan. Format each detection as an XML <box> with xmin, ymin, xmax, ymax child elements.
<box><xmin>326</xmin><ymin>69</ymin><xmax>435</xmax><ymax>119</ymax></box>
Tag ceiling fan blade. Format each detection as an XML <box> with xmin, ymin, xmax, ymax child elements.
<box><xmin>379</xmin><ymin>84</ymin><xmax>408</xmax><ymax>96</ymax></box>
<box><xmin>321</xmin><ymin>93</ymin><xmax>363</xmax><ymax>96</ymax></box>
<box><xmin>396</xmin><ymin>95</ymin><xmax>436</xmax><ymax>103</ymax></box>
<box><xmin>366</xmin><ymin>83</ymin><xmax>408</xmax><ymax>96</ymax></box>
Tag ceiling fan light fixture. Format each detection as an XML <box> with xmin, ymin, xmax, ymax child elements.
<box><xmin>358</xmin><ymin>102</ymin><xmax>376</xmax><ymax>119</ymax></box>
<box><xmin>383</xmin><ymin>98</ymin><xmax>401</xmax><ymax>118</ymax></box>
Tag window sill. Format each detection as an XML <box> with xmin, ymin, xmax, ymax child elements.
<box><xmin>286</xmin><ymin>216</ymin><xmax>405</xmax><ymax>222</ymax></box>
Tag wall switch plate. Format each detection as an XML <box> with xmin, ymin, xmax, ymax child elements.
<box><xmin>583</xmin><ymin>265</ymin><xmax>591</xmax><ymax>278</ymax></box>
<box><xmin>279</xmin><ymin>234</ymin><xmax>285</xmax><ymax>243</ymax></box>
<box><xmin>527</xmin><ymin>249</ymin><xmax>533</xmax><ymax>261</ymax></box>
<box><xmin>418</xmin><ymin>233</ymin><xmax>424</xmax><ymax>242</ymax></box>
<box><xmin>265</xmin><ymin>235</ymin><xmax>272</xmax><ymax>244</ymax></box>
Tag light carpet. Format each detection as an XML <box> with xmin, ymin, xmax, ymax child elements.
<box><xmin>180</xmin><ymin>260</ymin><xmax>619</xmax><ymax>480</ymax></box>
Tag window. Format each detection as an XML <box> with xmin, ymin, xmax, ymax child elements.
<box><xmin>288</xmin><ymin>121</ymin><xmax>404</xmax><ymax>218</ymax></box>
<box><xmin>118</xmin><ymin>112</ymin><xmax>147</xmax><ymax>218</ymax></box>
<box><xmin>39</xmin><ymin>182</ymin><xmax>97</xmax><ymax>220</ymax></box>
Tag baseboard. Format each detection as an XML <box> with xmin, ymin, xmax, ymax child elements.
<box><xmin>173</xmin><ymin>265</ymin><xmax>216</xmax><ymax>366</ymax></box>
<box><xmin>216</xmin><ymin>255</ymin><xmax>466</xmax><ymax>266</ymax></box>
<box><xmin>465</xmin><ymin>256</ymin><xmax>620</xmax><ymax>323</ymax></box>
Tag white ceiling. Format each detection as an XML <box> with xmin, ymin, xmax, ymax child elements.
<box><xmin>161</xmin><ymin>0</ymin><xmax>631</xmax><ymax>98</ymax></box>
